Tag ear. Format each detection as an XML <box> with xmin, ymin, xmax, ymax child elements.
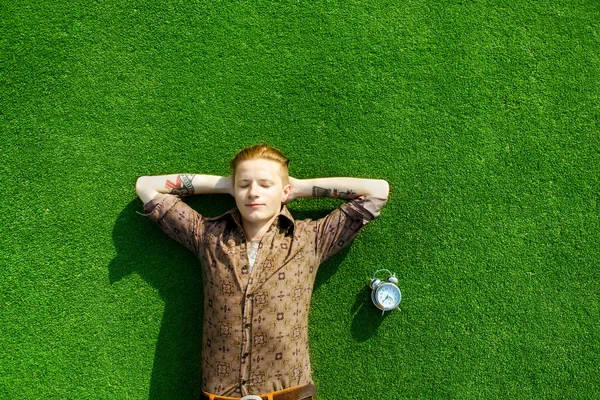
<box><xmin>281</xmin><ymin>183</ymin><xmax>292</xmax><ymax>203</ymax></box>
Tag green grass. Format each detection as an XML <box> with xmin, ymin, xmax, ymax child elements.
<box><xmin>1</xmin><ymin>0</ymin><xmax>599</xmax><ymax>398</ymax></box>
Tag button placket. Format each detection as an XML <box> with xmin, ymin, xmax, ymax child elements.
<box><xmin>240</xmin><ymin>289</ymin><xmax>254</xmax><ymax>387</ymax></box>
<box><xmin>237</xmin><ymin>230</ymin><xmax>253</xmax><ymax>389</ymax></box>
<box><xmin>239</xmin><ymin>227</ymin><xmax>274</xmax><ymax>390</ymax></box>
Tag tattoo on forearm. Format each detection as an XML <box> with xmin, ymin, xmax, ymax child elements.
<box><xmin>165</xmin><ymin>174</ymin><xmax>196</xmax><ymax>196</ymax></box>
<box><xmin>312</xmin><ymin>186</ymin><xmax>360</xmax><ymax>200</ymax></box>
<box><xmin>312</xmin><ymin>186</ymin><xmax>331</xmax><ymax>197</ymax></box>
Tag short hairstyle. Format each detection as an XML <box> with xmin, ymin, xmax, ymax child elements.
<box><xmin>230</xmin><ymin>144</ymin><xmax>290</xmax><ymax>185</ymax></box>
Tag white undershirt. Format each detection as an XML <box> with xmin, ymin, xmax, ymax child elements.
<box><xmin>247</xmin><ymin>240</ymin><xmax>260</xmax><ymax>272</ymax></box>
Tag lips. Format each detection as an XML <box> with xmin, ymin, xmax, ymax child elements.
<box><xmin>246</xmin><ymin>204</ymin><xmax>264</xmax><ymax>208</ymax></box>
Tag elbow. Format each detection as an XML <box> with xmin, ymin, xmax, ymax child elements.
<box><xmin>136</xmin><ymin>176</ymin><xmax>157</xmax><ymax>203</ymax></box>
<box><xmin>135</xmin><ymin>176</ymin><xmax>148</xmax><ymax>198</ymax></box>
<box><xmin>366</xmin><ymin>179</ymin><xmax>389</xmax><ymax>200</ymax></box>
<box><xmin>377</xmin><ymin>179</ymin><xmax>390</xmax><ymax>200</ymax></box>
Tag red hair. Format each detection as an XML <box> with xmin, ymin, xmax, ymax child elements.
<box><xmin>230</xmin><ymin>144</ymin><xmax>289</xmax><ymax>184</ymax></box>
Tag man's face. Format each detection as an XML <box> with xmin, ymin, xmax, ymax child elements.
<box><xmin>233</xmin><ymin>159</ymin><xmax>291</xmax><ymax>226</ymax></box>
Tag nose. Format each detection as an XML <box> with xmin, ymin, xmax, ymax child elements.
<box><xmin>248</xmin><ymin>182</ymin><xmax>259</xmax><ymax>198</ymax></box>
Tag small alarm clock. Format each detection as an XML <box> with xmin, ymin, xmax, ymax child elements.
<box><xmin>370</xmin><ymin>269</ymin><xmax>401</xmax><ymax>315</ymax></box>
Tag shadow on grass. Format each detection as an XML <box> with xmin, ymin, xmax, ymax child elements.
<box><xmin>108</xmin><ymin>195</ymin><xmax>234</xmax><ymax>400</ymax></box>
<box><xmin>350</xmin><ymin>285</ymin><xmax>391</xmax><ymax>342</ymax></box>
<box><xmin>108</xmin><ymin>196</ymin><xmax>355</xmax><ymax>399</ymax></box>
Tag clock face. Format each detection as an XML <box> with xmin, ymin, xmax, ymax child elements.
<box><xmin>375</xmin><ymin>283</ymin><xmax>401</xmax><ymax>310</ymax></box>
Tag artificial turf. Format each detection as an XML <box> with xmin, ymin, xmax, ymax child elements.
<box><xmin>1</xmin><ymin>0</ymin><xmax>599</xmax><ymax>399</ymax></box>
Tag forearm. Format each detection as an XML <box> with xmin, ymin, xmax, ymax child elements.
<box><xmin>291</xmin><ymin>177</ymin><xmax>389</xmax><ymax>200</ymax></box>
<box><xmin>136</xmin><ymin>174</ymin><xmax>232</xmax><ymax>204</ymax></box>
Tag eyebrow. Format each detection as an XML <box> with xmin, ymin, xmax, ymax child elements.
<box><xmin>238</xmin><ymin>178</ymin><xmax>275</xmax><ymax>184</ymax></box>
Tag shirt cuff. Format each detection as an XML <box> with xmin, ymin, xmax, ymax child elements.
<box><xmin>341</xmin><ymin>195</ymin><xmax>387</xmax><ymax>222</ymax></box>
<box><xmin>141</xmin><ymin>194</ymin><xmax>181</xmax><ymax>221</ymax></box>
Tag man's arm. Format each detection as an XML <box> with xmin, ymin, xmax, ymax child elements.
<box><xmin>136</xmin><ymin>174</ymin><xmax>233</xmax><ymax>204</ymax></box>
<box><xmin>288</xmin><ymin>177</ymin><xmax>389</xmax><ymax>202</ymax></box>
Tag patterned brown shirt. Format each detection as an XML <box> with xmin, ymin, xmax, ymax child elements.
<box><xmin>143</xmin><ymin>194</ymin><xmax>386</xmax><ymax>397</ymax></box>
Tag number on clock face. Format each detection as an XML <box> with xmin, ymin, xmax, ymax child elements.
<box><xmin>377</xmin><ymin>284</ymin><xmax>400</xmax><ymax>308</ymax></box>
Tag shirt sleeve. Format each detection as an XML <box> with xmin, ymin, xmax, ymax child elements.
<box><xmin>314</xmin><ymin>195</ymin><xmax>387</xmax><ymax>263</ymax></box>
<box><xmin>141</xmin><ymin>193</ymin><xmax>204</xmax><ymax>256</ymax></box>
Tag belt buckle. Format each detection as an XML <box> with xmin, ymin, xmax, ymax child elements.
<box><xmin>241</xmin><ymin>396</ymin><xmax>262</xmax><ymax>400</ymax></box>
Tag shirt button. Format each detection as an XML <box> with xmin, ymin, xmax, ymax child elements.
<box><xmin>245</xmin><ymin>323</ymin><xmax>251</xmax><ymax>329</ymax></box>
<box><xmin>242</xmin><ymin>265</ymin><xmax>248</xmax><ymax>271</ymax></box>
<box><xmin>243</xmin><ymin>353</ymin><xmax>249</xmax><ymax>358</ymax></box>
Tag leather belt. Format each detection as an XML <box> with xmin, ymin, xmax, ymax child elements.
<box><xmin>201</xmin><ymin>383</ymin><xmax>316</xmax><ymax>400</ymax></box>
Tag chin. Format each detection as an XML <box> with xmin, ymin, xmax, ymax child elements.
<box><xmin>242</xmin><ymin>210</ymin><xmax>275</xmax><ymax>223</ymax></box>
